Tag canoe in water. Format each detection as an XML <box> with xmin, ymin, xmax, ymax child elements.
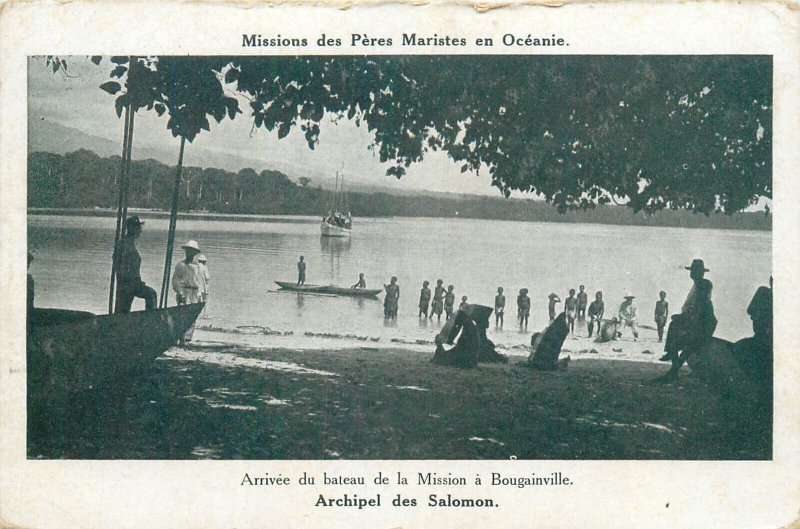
<box><xmin>275</xmin><ymin>281</ymin><xmax>382</xmax><ymax>298</ymax></box>
<box><xmin>27</xmin><ymin>302</ymin><xmax>204</xmax><ymax>393</ymax></box>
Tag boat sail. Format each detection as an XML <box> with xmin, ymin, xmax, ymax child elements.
<box><xmin>321</xmin><ymin>171</ymin><xmax>352</xmax><ymax>237</ymax></box>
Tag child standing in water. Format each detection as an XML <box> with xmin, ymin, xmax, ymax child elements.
<box><xmin>459</xmin><ymin>295</ymin><xmax>468</xmax><ymax>311</ymax></box>
<box><xmin>444</xmin><ymin>285</ymin><xmax>456</xmax><ymax>320</ymax></box>
<box><xmin>431</xmin><ymin>279</ymin><xmax>445</xmax><ymax>322</ymax></box>
<box><xmin>517</xmin><ymin>288</ymin><xmax>531</xmax><ymax>330</ymax></box>
<box><xmin>564</xmin><ymin>289</ymin><xmax>577</xmax><ymax>334</ymax></box>
<box><xmin>494</xmin><ymin>287</ymin><xmax>506</xmax><ymax>328</ymax></box>
<box><xmin>418</xmin><ymin>280</ymin><xmax>431</xmax><ymax>318</ymax></box>
<box><xmin>654</xmin><ymin>291</ymin><xmax>669</xmax><ymax>342</ymax></box>
<box><xmin>577</xmin><ymin>285</ymin><xmax>588</xmax><ymax>320</ymax></box>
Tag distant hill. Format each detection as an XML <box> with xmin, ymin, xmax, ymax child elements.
<box><xmin>27</xmin><ymin>118</ymin><xmax>436</xmax><ymax>197</ymax></box>
<box><xmin>27</xmin><ymin>149</ymin><xmax>772</xmax><ymax>231</ymax></box>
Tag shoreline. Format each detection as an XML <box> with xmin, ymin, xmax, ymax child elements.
<box><xmin>27</xmin><ymin>207</ymin><xmax>772</xmax><ymax>232</ymax></box>
<box><xmin>29</xmin><ymin>342</ymin><xmax>771</xmax><ymax>460</ymax></box>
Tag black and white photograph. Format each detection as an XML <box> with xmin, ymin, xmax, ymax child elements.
<box><xmin>2</xmin><ymin>2</ymin><xmax>799</xmax><ymax>528</ymax></box>
<box><xmin>26</xmin><ymin>54</ymin><xmax>772</xmax><ymax>460</ymax></box>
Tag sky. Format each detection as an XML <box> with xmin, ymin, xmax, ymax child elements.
<box><xmin>27</xmin><ymin>56</ymin><xmax>502</xmax><ymax>196</ymax></box>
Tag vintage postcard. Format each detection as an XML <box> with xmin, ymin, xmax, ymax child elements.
<box><xmin>1</xmin><ymin>1</ymin><xmax>799</xmax><ymax>528</ymax></box>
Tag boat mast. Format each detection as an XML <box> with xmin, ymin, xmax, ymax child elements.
<box><xmin>107</xmin><ymin>98</ymin><xmax>135</xmax><ymax>314</ymax></box>
<box><xmin>158</xmin><ymin>135</ymin><xmax>186</xmax><ymax>308</ymax></box>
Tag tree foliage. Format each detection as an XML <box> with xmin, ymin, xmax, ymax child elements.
<box><xmin>59</xmin><ymin>55</ymin><xmax>772</xmax><ymax>214</ymax></box>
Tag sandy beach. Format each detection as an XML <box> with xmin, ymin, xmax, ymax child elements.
<box><xmin>29</xmin><ymin>336</ymin><xmax>771</xmax><ymax>460</ymax></box>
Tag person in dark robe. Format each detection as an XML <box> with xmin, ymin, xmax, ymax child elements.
<box><xmin>732</xmin><ymin>277</ymin><xmax>772</xmax><ymax>386</ymax></box>
<box><xmin>660</xmin><ymin>259</ymin><xmax>709</xmax><ymax>361</ymax></box>
<box><xmin>527</xmin><ymin>312</ymin><xmax>570</xmax><ymax>370</ymax></box>
<box><xmin>432</xmin><ymin>304</ymin><xmax>506</xmax><ymax>367</ymax></box>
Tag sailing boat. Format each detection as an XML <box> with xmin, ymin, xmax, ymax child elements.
<box><xmin>320</xmin><ymin>171</ymin><xmax>352</xmax><ymax>238</ymax></box>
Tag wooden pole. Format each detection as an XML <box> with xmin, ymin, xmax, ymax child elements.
<box><xmin>108</xmin><ymin>103</ymin><xmax>132</xmax><ymax>314</ymax></box>
<box><xmin>159</xmin><ymin>135</ymin><xmax>186</xmax><ymax>308</ymax></box>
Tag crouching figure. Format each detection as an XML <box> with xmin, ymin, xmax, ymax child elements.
<box><xmin>527</xmin><ymin>312</ymin><xmax>571</xmax><ymax>370</ymax></box>
<box><xmin>432</xmin><ymin>304</ymin><xmax>507</xmax><ymax>368</ymax></box>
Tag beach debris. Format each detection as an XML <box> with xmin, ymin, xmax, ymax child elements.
<box><xmin>324</xmin><ymin>449</ymin><xmax>341</xmax><ymax>458</ymax></box>
<box><xmin>207</xmin><ymin>403</ymin><xmax>257</xmax><ymax>411</ymax></box>
<box><xmin>642</xmin><ymin>349</ymin><xmax>653</xmax><ymax>355</ymax></box>
<box><xmin>163</xmin><ymin>349</ymin><xmax>339</xmax><ymax>377</ymax></box>
<box><xmin>387</xmin><ymin>385</ymin><xmax>429</xmax><ymax>392</ymax></box>
<box><xmin>613</xmin><ymin>347</ymin><xmax>622</xmax><ymax>352</ymax></box>
<box><xmin>589</xmin><ymin>348</ymin><xmax>600</xmax><ymax>354</ymax></box>
<box><xmin>469</xmin><ymin>436</ymin><xmax>505</xmax><ymax>446</ymax></box>
<box><xmin>642</xmin><ymin>422</ymin><xmax>676</xmax><ymax>434</ymax></box>
<box><xmin>259</xmin><ymin>396</ymin><xmax>291</xmax><ymax>406</ymax></box>
<box><xmin>191</xmin><ymin>446</ymin><xmax>222</xmax><ymax>459</ymax></box>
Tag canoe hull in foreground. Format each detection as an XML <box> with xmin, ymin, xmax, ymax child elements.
<box><xmin>275</xmin><ymin>281</ymin><xmax>381</xmax><ymax>298</ymax></box>
<box><xmin>27</xmin><ymin>303</ymin><xmax>204</xmax><ymax>392</ymax></box>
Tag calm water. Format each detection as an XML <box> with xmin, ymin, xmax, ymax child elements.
<box><xmin>28</xmin><ymin>214</ymin><xmax>771</xmax><ymax>351</ymax></box>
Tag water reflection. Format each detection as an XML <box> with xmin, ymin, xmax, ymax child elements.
<box><xmin>320</xmin><ymin>236</ymin><xmax>352</xmax><ymax>255</ymax></box>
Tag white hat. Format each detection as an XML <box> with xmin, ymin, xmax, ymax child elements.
<box><xmin>195</xmin><ymin>253</ymin><xmax>207</xmax><ymax>263</ymax></box>
<box><xmin>182</xmin><ymin>240</ymin><xmax>200</xmax><ymax>252</ymax></box>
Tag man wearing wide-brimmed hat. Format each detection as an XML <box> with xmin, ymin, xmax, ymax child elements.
<box><xmin>617</xmin><ymin>293</ymin><xmax>639</xmax><ymax>340</ymax></box>
<box><xmin>658</xmin><ymin>259</ymin><xmax>717</xmax><ymax>379</ymax></box>
<box><xmin>114</xmin><ymin>216</ymin><xmax>157</xmax><ymax>313</ymax></box>
<box><xmin>173</xmin><ymin>240</ymin><xmax>202</xmax><ymax>344</ymax></box>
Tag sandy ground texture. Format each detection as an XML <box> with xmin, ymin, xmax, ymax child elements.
<box><xmin>28</xmin><ymin>339</ymin><xmax>771</xmax><ymax>460</ymax></box>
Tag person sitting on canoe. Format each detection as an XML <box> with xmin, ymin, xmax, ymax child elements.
<box><xmin>173</xmin><ymin>240</ymin><xmax>202</xmax><ymax>344</ymax></box>
<box><xmin>113</xmin><ymin>216</ymin><xmax>157</xmax><ymax>313</ymax></box>
<box><xmin>418</xmin><ymin>280</ymin><xmax>431</xmax><ymax>318</ymax></box>
<box><xmin>431</xmin><ymin>279</ymin><xmax>445</xmax><ymax>322</ymax></box>
<box><xmin>351</xmin><ymin>273</ymin><xmax>366</xmax><ymax>289</ymax></box>
<box><xmin>383</xmin><ymin>276</ymin><xmax>400</xmax><ymax>319</ymax></box>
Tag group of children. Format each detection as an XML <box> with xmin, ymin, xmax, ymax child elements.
<box><xmin>417</xmin><ymin>279</ymin><xmax>464</xmax><ymax>322</ymax></box>
<box><xmin>493</xmin><ymin>285</ymin><xmax>671</xmax><ymax>342</ymax></box>
<box><xmin>405</xmin><ymin>277</ymin><xmax>672</xmax><ymax>343</ymax></box>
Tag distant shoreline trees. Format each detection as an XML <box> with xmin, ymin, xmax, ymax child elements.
<box><xmin>28</xmin><ymin>149</ymin><xmax>771</xmax><ymax>231</ymax></box>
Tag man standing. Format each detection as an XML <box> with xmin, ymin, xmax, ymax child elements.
<box><xmin>114</xmin><ymin>216</ymin><xmax>157</xmax><ymax>313</ymax></box>
<box><xmin>297</xmin><ymin>256</ymin><xmax>306</xmax><ymax>285</ymax></box>
<box><xmin>173</xmin><ymin>240</ymin><xmax>202</xmax><ymax>344</ymax></box>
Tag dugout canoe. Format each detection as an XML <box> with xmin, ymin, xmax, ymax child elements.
<box><xmin>275</xmin><ymin>281</ymin><xmax>382</xmax><ymax>298</ymax></box>
<box><xmin>27</xmin><ymin>302</ymin><xmax>204</xmax><ymax>393</ymax></box>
